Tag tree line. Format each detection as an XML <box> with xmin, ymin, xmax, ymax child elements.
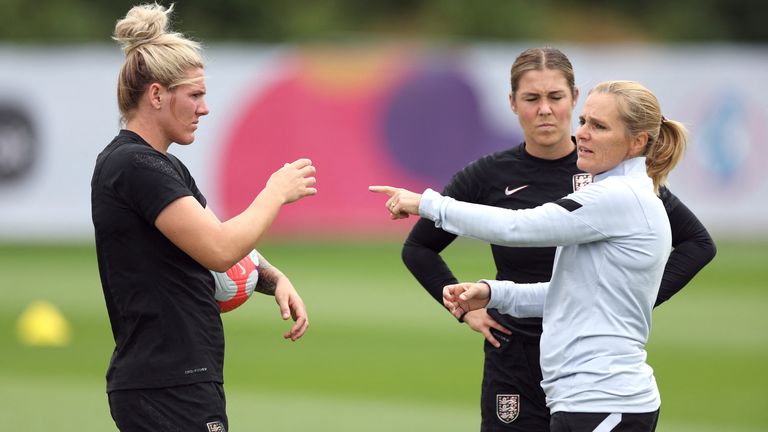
<box><xmin>1</xmin><ymin>0</ymin><xmax>766</xmax><ymax>43</ymax></box>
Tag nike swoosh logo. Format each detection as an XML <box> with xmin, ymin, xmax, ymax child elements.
<box><xmin>505</xmin><ymin>185</ymin><xmax>529</xmax><ymax>196</ymax></box>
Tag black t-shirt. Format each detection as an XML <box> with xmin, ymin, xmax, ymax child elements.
<box><xmin>403</xmin><ymin>142</ymin><xmax>716</xmax><ymax>340</ymax></box>
<box><xmin>91</xmin><ymin>130</ymin><xmax>224</xmax><ymax>392</ymax></box>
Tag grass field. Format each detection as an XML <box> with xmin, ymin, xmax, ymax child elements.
<box><xmin>1</xmin><ymin>239</ymin><xmax>767</xmax><ymax>431</ymax></box>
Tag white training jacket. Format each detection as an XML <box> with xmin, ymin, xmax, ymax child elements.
<box><xmin>419</xmin><ymin>157</ymin><xmax>670</xmax><ymax>414</ymax></box>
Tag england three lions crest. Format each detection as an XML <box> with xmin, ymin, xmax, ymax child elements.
<box><xmin>573</xmin><ymin>173</ymin><xmax>593</xmax><ymax>191</ymax></box>
<box><xmin>496</xmin><ymin>394</ymin><xmax>520</xmax><ymax>424</ymax></box>
<box><xmin>206</xmin><ymin>421</ymin><xmax>226</xmax><ymax>432</ymax></box>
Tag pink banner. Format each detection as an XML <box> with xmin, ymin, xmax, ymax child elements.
<box><xmin>215</xmin><ymin>47</ymin><xmax>518</xmax><ymax>235</ymax></box>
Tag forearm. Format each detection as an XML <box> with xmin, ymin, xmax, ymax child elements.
<box><xmin>655</xmin><ymin>198</ymin><xmax>717</xmax><ymax>307</ymax></box>
<box><xmin>419</xmin><ymin>189</ymin><xmax>602</xmax><ymax>248</ymax></box>
<box><xmin>172</xmin><ymin>192</ymin><xmax>285</xmax><ymax>272</ymax></box>
<box><xmin>217</xmin><ymin>190</ymin><xmax>286</xmax><ymax>262</ymax></box>
<box><xmin>401</xmin><ymin>218</ymin><xmax>459</xmax><ymax>305</ymax></box>
<box><xmin>402</xmin><ymin>244</ymin><xmax>458</xmax><ymax>304</ymax></box>
<box><xmin>656</xmin><ymin>234</ymin><xmax>716</xmax><ymax>306</ymax></box>
<box><xmin>254</xmin><ymin>253</ymin><xmax>283</xmax><ymax>296</ymax></box>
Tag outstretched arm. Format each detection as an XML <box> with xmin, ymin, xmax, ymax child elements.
<box><xmin>370</xmin><ymin>186</ymin><xmax>608</xmax><ymax>248</ymax></box>
<box><xmin>157</xmin><ymin>159</ymin><xmax>317</xmax><ymax>272</ymax></box>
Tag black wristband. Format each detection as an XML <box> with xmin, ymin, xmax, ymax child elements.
<box><xmin>457</xmin><ymin>310</ymin><xmax>468</xmax><ymax>323</ymax></box>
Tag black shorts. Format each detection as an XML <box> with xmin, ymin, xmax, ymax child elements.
<box><xmin>108</xmin><ymin>382</ymin><xmax>228</xmax><ymax>432</ymax></box>
<box><xmin>480</xmin><ymin>329</ymin><xmax>549</xmax><ymax>432</ymax></box>
<box><xmin>550</xmin><ymin>411</ymin><xmax>659</xmax><ymax>432</ymax></box>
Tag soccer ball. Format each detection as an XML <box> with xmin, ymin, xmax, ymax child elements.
<box><xmin>212</xmin><ymin>249</ymin><xmax>260</xmax><ymax>313</ymax></box>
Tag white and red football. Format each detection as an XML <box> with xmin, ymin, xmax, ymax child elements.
<box><xmin>212</xmin><ymin>249</ymin><xmax>260</xmax><ymax>313</ymax></box>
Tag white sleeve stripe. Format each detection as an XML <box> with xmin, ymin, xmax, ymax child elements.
<box><xmin>593</xmin><ymin>413</ymin><xmax>622</xmax><ymax>432</ymax></box>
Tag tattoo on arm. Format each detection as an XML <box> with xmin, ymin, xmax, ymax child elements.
<box><xmin>255</xmin><ymin>254</ymin><xmax>280</xmax><ymax>295</ymax></box>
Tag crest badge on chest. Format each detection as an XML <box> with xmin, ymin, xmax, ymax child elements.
<box><xmin>573</xmin><ymin>173</ymin><xmax>593</xmax><ymax>191</ymax></box>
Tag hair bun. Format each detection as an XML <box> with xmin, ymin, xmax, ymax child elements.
<box><xmin>113</xmin><ymin>3</ymin><xmax>173</xmax><ymax>55</ymax></box>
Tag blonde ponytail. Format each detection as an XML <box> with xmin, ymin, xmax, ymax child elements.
<box><xmin>645</xmin><ymin>117</ymin><xmax>687</xmax><ymax>192</ymax></box>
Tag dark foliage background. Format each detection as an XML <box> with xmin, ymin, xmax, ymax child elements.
<box><xmin>2</xmin><ymin>0</ymin><xmax>766</xmax><ymax>43</ymax></box>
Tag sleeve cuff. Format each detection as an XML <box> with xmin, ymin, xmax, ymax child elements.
<box><xmin>482</xmin><ymin>279</ymin><xmax>504</xmax><ymax>309</ymax></box>
<box><xmin>418</xmin><ymin>188</ymin><xmax>443</xmax><ymax>222</ymax></box>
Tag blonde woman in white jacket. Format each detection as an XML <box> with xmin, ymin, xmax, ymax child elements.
<box><xmin>371</xmin><ymin>80</ymin><xmax>687</xmax><ymax>432</ymax></box>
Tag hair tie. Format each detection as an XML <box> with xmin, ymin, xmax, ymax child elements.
<box><xmin>661</xmin><ymin>115</ymin><xmax>668</xmax><ymax>124</ymax></box>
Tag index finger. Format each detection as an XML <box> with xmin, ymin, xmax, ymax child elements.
<box><xmin>443</xmin><ymin>286</ymin><xmax>455</xmax><ymax>302</ymax></box>
<box><xmin>368</xmin><ymin>185</ymin><xmax>397</xmax><ymax>196</ymax></box>
<box><xmin>289</xmin><ymin>158</ymin><xmax>313</xmax><ymax>169</ymax></box>
<box><xmin>285</xmin><ymin>315</ymin><xmax>308</xmax><ymax>341</ymax></box>
<box><xmin>443</xmin><ymin>283</ymin><xmax>466</xmax><ymax>299</ymax></box>
<box><xmin>298</xmin><ymin>164</ymin><xmax>317</xmax><ymax>176</ymax></box>
<box><xmin>275</xmin><ymin>293</ymin><xmax>291</xmax><ymax>320</ymax></box>
<box><xmin>492</xmin><ymin>322</ymin><xmax>513</xmax><ymax>335</ymax></box>
<box><xmin>482</xmin><ymin>329</ymin><xmax>501</xmax><ymax>348</ymax></box>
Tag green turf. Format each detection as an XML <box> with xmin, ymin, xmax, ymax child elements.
<box><xmin>1</xmin><ymin>239</ymin><xmax>766</xmax><ymax>431</ymax></box>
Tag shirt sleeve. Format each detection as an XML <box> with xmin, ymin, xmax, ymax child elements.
<box><xmin>168</xmin><ymin>153</ymin><xmax>207</xmax><ymax>208</ymax></box>
<box><xmin>484</xmin><ymin>279</ymin><xmax>549</xmax><ymax>317</ymax></box>
<box><xmin>418</xmin><ymin>184</ymin><xmax>621</xmax><ymax>247</ymax></box>
<box><xmin>655</xmin><ymin>188</ymin><xmax>717</xmax><ymax>307</ymax></box>
<box><xmin>116</xmin><ymin>151</ymin><xmax>196</xmax><ymax>224</ymax></box>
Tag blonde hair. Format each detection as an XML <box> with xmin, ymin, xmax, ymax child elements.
<box><xmin>113</xmin><ymin>3</ymin><xmax>204</xmax><ymax>122</ymax></box>
<box><xmin>589</xmin><ymin>80</ymin><xmax>687</xmax><ymax>192</ymax></box>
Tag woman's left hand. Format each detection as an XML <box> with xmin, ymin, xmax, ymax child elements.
<box><xmin>443</xmin><ymin>282</ymin><xmax>492</xmax><ymax>319</ymax></box>
<box><xmin>274</xmin><ymin>278</ymin><xmax>309</xmax><ymax>341</ymax></box>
